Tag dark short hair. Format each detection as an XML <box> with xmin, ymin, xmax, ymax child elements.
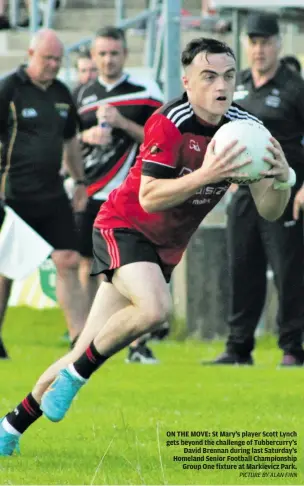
<box><xmin>181</xmin><ymin>37</ymin><xmax>235</xmax><ymax>67</ymax></box>
<box><xmin>75</xmin><ymin>49</ymin><xmax>91</xmax><ymax>68</ymax></box>
<box><xmin>76</xmin><ymin>49</ymin><xmax>91</xmax><ymax>61</ymax></box>
<box><xmin>281</xmin><ymin>55</ymin><xmax>301</xmax><ymax>74</ymax></box>
<box><xmin>95</xmin><ymin>26</ymin><xmax>127</xmax><ymax>49</ymax></box>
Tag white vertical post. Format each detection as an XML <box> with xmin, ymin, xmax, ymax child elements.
<box><xmin>115</xmin><ymin>0</ymin><xmax>125</xmax><ymax>25</ymax></box>
<box><xmin>145</xmin><ymin>0</ymin><xmax>159</xmax><ymax>68</ymax></box>
<box><xmin>163</xmin><ymin>0</ymin><xmax>181</xmax><ymax>102</ymax></box>
<box><xmin>9</xmin><ymin>0</ymin><xmax>19</xmax><ymax>28</ymax></box>
<box><xmin>30</xmin><ymin>0</ymin><xmax>40</xmax><ymax>33</ymax></box>
<box><xmin>44</xmin><ymin>0</ymin><xmax>56</xmax><ymax>28</ymax></box>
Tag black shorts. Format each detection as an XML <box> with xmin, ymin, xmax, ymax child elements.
<box><xmin>75</xmin><ymin>198</ymin><xmax>103</xmax><ymax>258</ymax></box>
<box><xmin>91</xmin><ymin>227</ymin><xmax>173</xmax><ymax>283</ymax></box>
<box><xmin>6</xmin><ymin>195</ymin><xmax>79</xmax><ymax>251</ymax></box>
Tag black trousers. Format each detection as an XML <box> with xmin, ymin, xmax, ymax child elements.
<box><xmin>226</xmin><ymin>172</ymin><xmax>304</xmax><ymax>360</ymax></box>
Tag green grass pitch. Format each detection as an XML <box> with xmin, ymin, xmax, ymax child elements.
<box><xmin>0</xmin><ymin>307</ymin><xmax>302</xmax><ymax>485</ymax></box>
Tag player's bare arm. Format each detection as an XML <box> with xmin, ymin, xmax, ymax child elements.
<box><xmin>81</xmin><ymin>105</ymin><xmax>144</xmax><ymax>145</ymax></box>
<box><xmin>117</xmin><ymin>116</ymin><xmax>144</xmax><ymax>143</ymax></box>
<box><xmin>81</xmin><ymin>125</ymin><xmax>112</xmax><ymax>145</ymax></box>
<box><xmin>249</xmin><ymin>137</ymin><xmax>292</xmax><ymax>221</ymax></box>
<box><xmin>64</xmin><ymin>136</ymin><xmax>88</xmax><ymax>211</ymax></box>
<box><xmin>64</xmin><ymin>136</ymin><xmax>85</xmax><ymax>180</ymax></box>
<box><xmin>139</xmin><ymin>139</ymin><xmax>251</xmax><ymax>213</ymax></box>
<box><xmin>97</xmin><ymin>104</ymin><xmax>144</xmax><ymax>142</ymax></box>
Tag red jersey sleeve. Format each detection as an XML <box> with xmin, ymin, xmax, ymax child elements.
<box><xmin>140</xmin><ymin>113</ymin><xmax>182</xmax><ymax>179</ymax></box>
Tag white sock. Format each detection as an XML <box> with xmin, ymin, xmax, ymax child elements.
<box><xmin>2</xmin><ymin>417</ymin><xmax>21</xmax><ymax>437</ymax></box>
<box><xmin>68</xmin><ymin>364</ymin><xmax>87</xmax><ymax>383</ymax></box>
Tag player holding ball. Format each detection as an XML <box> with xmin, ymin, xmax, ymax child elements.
<box><xmin>0</xmin><ymin>37</ymin><xmax>295</xmax><ymax>456</ymax></box>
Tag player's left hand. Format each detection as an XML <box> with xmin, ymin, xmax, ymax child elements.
<box><xmin>97</xmin><ymin>104</ymin><xmax>126</xmax><ymax>129</ymax></box>
<box><xmin>228</xmin><ymin>183</ymin><xmax>239</xmax><ymax>193</ymax></box>
<box><xmin>293</xmin><ymin>185</ymin><xmax>304</xmax><ymax>220</ymax></box>
<box><xmin>72</xmin><ymin>184</ymin><xmax>88</xmax><ymax>212</ymax></box>
<box><xmin>260</xmin><ymin>137</ymin><xmax>289</xmax><ymax>182</ymax></box>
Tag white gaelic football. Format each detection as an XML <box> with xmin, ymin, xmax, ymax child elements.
<box><xmin>212</xmin><ymin>119</ymin><xmax>274</xmax><ymax>184</ymax></box>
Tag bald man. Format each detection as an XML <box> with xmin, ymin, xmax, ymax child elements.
<box><xmin>0</xmin><ymin>29</ymin><xmax>87</xmax><ymax>358</ymax></box>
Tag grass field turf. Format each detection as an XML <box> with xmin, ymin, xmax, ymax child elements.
<box><xmin>0</xmin><ymin>307</ymin><xmax>302</xmax><ymax>485</ymax></box>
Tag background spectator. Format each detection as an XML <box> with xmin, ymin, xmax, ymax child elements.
<box><xmin>209</xmin><ymin>12</ymin><xmax>304</xmax><ymax>367</ymax></box>
<box><xmin>75</xmin><ymin>50</ymin><xmax>98</xmax><ymax>87</ymax></box>
<box><xmin>0</xmin><ymin>29</ymin><xmax>88</xmax><ymax>358</ymax></box>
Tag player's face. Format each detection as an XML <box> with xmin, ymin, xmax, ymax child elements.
<box><xmin>182</xmin><ymin>52</ymin><xmax>236</xmax><ymax>121</ymax></box>
<box><xmin>246</xmin><ymin>36</ymin><xmax>281</xmax><ymax>74</ymax></box>
<box><xmin>77</xmin><ymin>58</ymin><xmax>98</xmax><ymax>85</ymax></box>
<box><xmin>28</xmin><ymin>40</ymin><xmax>63</xmax><ymax>84</ymax></box>
<box><xmin>91</xmin><ymin>37</ymin><xmax>127</xmax><ymax>81</ymax></box>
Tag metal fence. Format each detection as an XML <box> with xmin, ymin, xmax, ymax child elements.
<box><xmin>63</xmin><ymin>0</ymin><xmax>183</xmax><ymax>102</ymax></box>
<box><xmin>9</xmin><ymin>0</ymin><xmax>57</xmax><ymax>32</ymax></box>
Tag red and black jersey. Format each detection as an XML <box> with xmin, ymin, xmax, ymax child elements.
<box><xmin>76</xmin><ymin>73</ymin><xmax>163</xmax><ymax>199</ymax></box>
<box><xmin>94</xmin><ymin>92</ymin><xmax>260</xmax><ymax>266</ymax></box>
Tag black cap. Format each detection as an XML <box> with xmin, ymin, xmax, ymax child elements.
<box><xmin>246</xmin><ymin>12</ymin><xmax>279</xmax><ymax>37</ymax></box>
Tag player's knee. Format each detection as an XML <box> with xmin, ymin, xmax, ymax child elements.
<box><xmin>53</xmin><ymin>250</ymin><xmax>80</xmax><ymax>275</ymax></box>
<box><xmin>143</xmin><ymin>299</ymin><xmax>172</xmax><ymax>330</ymax></box>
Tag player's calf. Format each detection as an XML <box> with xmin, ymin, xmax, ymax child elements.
<box><xmin>0</xmin><ymin>393</ymin><xmax>42</xmax><ymax>456</ymax></box>
<box><xmin>40</xmin><ymin>299</ymin><xmax>171</xmax><ymax>423</ymax></box>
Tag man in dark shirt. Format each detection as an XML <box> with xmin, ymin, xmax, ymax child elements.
<box><xmin>211</xmin><ymin>12</ymin><xmax>304</xmax><ymax>367</ymax></box>
<box><xmin>0</xmin><ymin>38</ymin><xmax>294</xmax><ymax>454</ymax></box>
<box><xmin>72</xmin><ymin>50</ymin><xmax>97</xmax><ymax>102</ymax></box>
<box><xmin>0</xmin><ymin>29</ymin><xmax>88</xmax><ymax>358</ymax></box>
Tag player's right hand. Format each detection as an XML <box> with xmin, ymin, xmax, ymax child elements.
<box><xmin>199</xmin><ymin>139</ymin><xmax>252</xmax><ymax>184</ymax></box>
<box><xmin>82</xmin><ymin>126</ymin><xmax>112</xmax><ymax>146</ymax></box>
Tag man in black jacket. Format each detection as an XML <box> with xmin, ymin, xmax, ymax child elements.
<box><xmin>211</xmin><ymin>13</ymin><xmax>304</xmax><ymax>366</ymax></box>
<box><xmin>0</xmin><ymin>29</ymin><xmax>88</xmax><ymax>358</ymax></box>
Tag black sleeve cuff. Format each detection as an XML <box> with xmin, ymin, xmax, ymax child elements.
<box><xmin>142</xmin><ymin>161</ymin><xmax>176</xmax><ymax>179</ymax></box>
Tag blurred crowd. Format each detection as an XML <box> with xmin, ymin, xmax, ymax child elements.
<box><xmin>0</xmin><ymin>0</ymin><xmax>62</xmax><ymax>29</ymax></box>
